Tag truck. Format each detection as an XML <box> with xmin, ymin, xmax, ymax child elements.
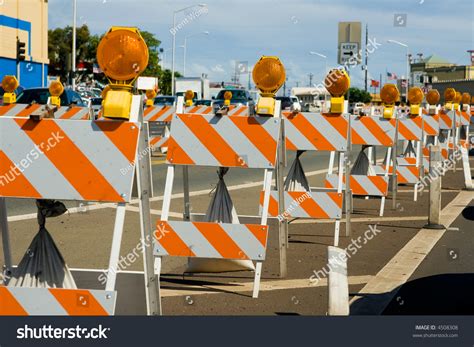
<box><xmin>175</xmin><ymin>77</ymin><xmax>210</xmax><ymax>100</ymax></box>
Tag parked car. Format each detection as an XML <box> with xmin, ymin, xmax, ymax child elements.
<box><xmin>290</xmin><ymin>96</ymin><xmax>302</xmax><ymax>112</ymax></box>
<box><xmin>212</xmin><ymin>89</ymin><xmax>255</xmax><ymax>114</ymax></box>
<box><xmin>154</xmin><ymin>96</ymin><xmax>176</xmax><ymax>106</ymax></box>
<box><xmin>16</xmin><ymin>88</ymin><xmax>88</xmax><ymax>107</ymax></box>
<box><xmin>195</xmin><ymin>99</ymin><xmax>212</xmax><ymax>106</ymax></box>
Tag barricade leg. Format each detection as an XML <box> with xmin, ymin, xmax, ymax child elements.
<box><xmin>380</xmin><ymin>147</ymin><xmax>392</xmax><ymax>217</ymax></box>
<box><xmin>252</xmin><ymin>262</ymin><xmax>263</xmax><ymax>298</ymax></box>
<box><xmin>0</xmin><ymin>198</ymin><xmax>12</xmax><ymax>279</ymax></box>
<box><xmin>328</xmin><ymin>151</ymin><xmax>335</xmax><ymax>174</ymax></box>
<box><xmin>160</xmin><ymin>166</ymin><xmax>175</xmax><ymax>221</ymax></box>
<box><xmin>424</xmin><ymin>145</ymin><xmax>445</xmax><ymax>229</ymax></box>
<box><xmin>327</xmin><ymin>246</ymin><xmax>349</xmax><ymax>316</ymax></box>
<box><xmin>105</xmin><ymin>203</ymin><xmax>126</xmax><ymax>291</ymax></box>
<box><xmin>461</xmin><ymin>146</ymin><xmax>473</xmax><ymax>190</ymax></box>
<box><xmin>276</xmin><ymin>122</ymin><xmax>288</xmax><ymax>278</ymax></box>
<box><xmin>183</xmin><ymin>166</ymin><xmax>191</xmax><ymax>221</ymax></box>
<box><xmin>137</xmin><ymin>121</ymin><xmax>162</xmax><ymax>315</ymax></box>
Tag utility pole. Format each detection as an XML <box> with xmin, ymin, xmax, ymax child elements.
<box><xmin>308</xmin><ymin>73</ymin><xmax>314</xmax><ymax>87</ymax></box>
<box><xmin>364</xmin><ymin>24</ymin><xmax>368</xmax><ymax>92</ymax></box>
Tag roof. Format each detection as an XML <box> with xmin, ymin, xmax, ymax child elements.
<box><xmin>422</xmin><ymin>54</ymin><xmax>452</xmax><ymax>66</ymax></box>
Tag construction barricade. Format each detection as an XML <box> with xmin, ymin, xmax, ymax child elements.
<box><xmin>0</xmin><ymin>103</ymin><xmax>91</xmax><ymax>120</ymax></box>
<box><xmin>270</xmin><ymin>111</ymin><xmax>348</xmax><ymax>247</ymax></box>
<box><xmin>154</xmin><ymin>111</ymin><xmax>281</xmax><ymax>310</ymax></box>
<box><xmin>458</xmin><ymin>106</ymin><xmax>473</xmax><ymax>189</ymax></box>
<box><xmin>144</xmin><ymin>105</ymin><xmax>175</xmax><ymax>152</ymax></box>
<box><xmin>326</xmin><ymin>113</ymin><xmax>395</xmax><ymax>217</ymax></box>
<box><xmin>0</xmin><ymin>96</ymin><xmax>159</xmax><ymax>315</ymax></box>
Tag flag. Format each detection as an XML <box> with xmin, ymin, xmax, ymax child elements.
<box><xmin>387</xmin><ymin>72</ymin><xmax>398</xmax><ymax>80</ymax></box>
<box><xmin>370</xmin><ymin>79</ymin><xmax>380</xmax><ymax>88</ymax></box>
<box><xmin>93</xmin><ymin>63</ymin><xmax>102</xmax><ymax>74</ymax></box>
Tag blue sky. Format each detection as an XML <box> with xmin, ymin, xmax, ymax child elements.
<box><xmin>49</xmin><ymin>0</ymin><xmax>473</xmax><ymax>90</ymax></box>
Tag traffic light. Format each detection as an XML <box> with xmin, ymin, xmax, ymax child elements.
<box><xmin>16</xmin><ymin>39</ymin><xmax>26</xmax><ymax>62</ymax></box>
<box><xmin>97</xmin><ymin>26</ymin><xmax>149</xmax><ymax>119</ymax></box>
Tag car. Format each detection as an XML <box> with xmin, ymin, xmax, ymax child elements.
<box><xmin>16</xmin><ymin>88</ymin><xmax>88</xmax><ymax>107</ymax></box>
<box><xmin>195</xmin><ymin>99</ymin><xmax>212</xmax><ymax>106</ymax></box>
<box><xmin>154</xmin><ymin>96</ymin><xmax>176</xmax><ymax>106</ymax></box>
<box><xmin>290</xmin><ymin>96</ymin><xmax>302</xmax><ymax>112</ymax></box>
<box><xmin>212</xmin><ymin>89</ymin><xmax>255</xmax><ymax>114</ymax></box>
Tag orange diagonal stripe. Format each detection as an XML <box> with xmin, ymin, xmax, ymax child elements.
<box><xmin>0</xmin><ymin>104</ymin><xmax>16</xmax><ymax>116</ymax></box>
<box><xmin>166</xmin><ymin>137</ymin><xmax>195</xmax><ymax>164</ymax></box>
<box><xmin>0</xmin><ymin>150</ymin><xmax>42</xmax><ymax>198</ymax></box>
<box><xmin>148</xmin><ymin>107</ymin><xmax>169</xmax><ymax>121</ymax></box>
<box><xmin>194</xmin><ymin>222</ymin><xmax>247</xmax><ymax>259</ymax></box>
<box><xmin>260</xmin><ymin>191</ymin><xmax>279</xmax><ymax>217</ymax></box>
<box><xmin>16</xmin><ymin>104</ymin><xmax>41</xmax><ymax>117</ymax></box>
<box><xmin>14</xmin><ymin>119</ymin><xmax>123</xmax><ymax>202</ymax></box>
<box><xmin>245</xmin><ymin>224</ymin><xmax>268</xmax><ymax>247</ymax></box>
<box><xmin>287</xmin><ymin>114</ymin><xmax>335</xmax><ymax>150</ymax></box>
<box><xmin>95</xmin><ymin>121</ymin><xmax>139</xmax><ymax>163</ymax></box>
<box><xmin>398</xmin><ymin>121</ymin><xmax>418</xmax><ymax>140</ymax></box>
<box><xmin>229</xmin><ymin>117</ymin><xmax>277</xmax><ymax>165</ymax></box>
<box><xmin>361</xmin><ymin>117</ymin><xmax>393</xmax><ymax>145</ymax></box>
<box><xmin>0</xmin><ymin>287</ymin><xmax>28</xmax><ymax>315</ymax></box>
<box><xmin>183</xmin><ymin>115</ymin><xmax>247</xmax><ymax>167</ymax></box>
<box><xmin>349</xmin><ymin>176</ymin><xmax>369</xmax><ymax>196</ymax></box>
<box><xmin>49</xmin><ymin>289</ymin><xmax>109</xmax><ymax>316</ymax></box>
<box><xmin>59</xmin><ymin>107</ymin><xmax>80</xmax><ymax>119</ymax></box>
<box><xmin>155</xmin><ymin>222</ymin><xmax>196</xmax><ymax>257</ymax></box>
<box><xmin>325</xmin><ymin>115</ymin><xmax>348</xmax><ymax>139</ymax></box>
<box><xmin>287</xmin><ymin>191</ymin><xmax>329</xmax><ymax>218</ymax></box>
<box><xmin>368</xmin><ymin>176</ymin><xmax>388</xmax><ymax>194</ymax></box>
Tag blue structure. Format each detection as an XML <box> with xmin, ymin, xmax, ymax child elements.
<box><xmin>0</xmin><ymin>14</ymin><xmax>48</xmax><ymax>88</ymax></box>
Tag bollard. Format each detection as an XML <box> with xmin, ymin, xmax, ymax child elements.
<box><xmin>424</xmin><ymin>145</ymin><xmax>445</xmax><ymax>229</ymax></box>
<box><xmin>327</xmin><ymin>246</ymin><xmax>349</xmax><ymax>316</ymax></box>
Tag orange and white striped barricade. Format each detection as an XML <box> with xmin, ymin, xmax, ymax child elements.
<box><xmin>154</xmin><ymin>112</ymin><xmax>281</xmax><ymax>306</ymax></box>
<box><xmin>185</xmin><ymin>104</ymin><xmax>250</xmax><ymax>116</ymax></box>
<box><xmin>422</xmin><ymin>109</ymin><xmax>440</xmax><ymax>173</ymax></box>
<box><xmin>327</xmin><ymin>114</ymin><xmax>395</xmax><ymax>217</ymax></box>
<box><xmin>144</xmin><ymin>105</ymin><xmax>175</xmax><ymax>153</ymax></box>
<box><xmin>459</xmin><ymin>106</ymin><xmax>473</xmax><ymax>189</ymax></box>
<box><xmin>438</xmin><ymin>109</ymin><xmax>456</xmax><ymax>162</ymax></box>
<box><xmin>272</xmin><ymin>111</ymin><xmax>348</xmax><ymax>246</ymax></box>
<box><xmin>0</xmin><ymin>103</ymin><xmax>91</xmax><ymax>120</ymax></box>
<box><xmin>0</xmin><ymin>96</ymin><xmax>160</xmax><ymax>315</ymax></box>
<box><xmin>395</xmin><ymin>114</ymin><xmax>424</xmax><ymax>201</ymax></box>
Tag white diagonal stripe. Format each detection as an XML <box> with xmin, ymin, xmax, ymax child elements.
<box><xmin>221</xmin><ymin>224</ymin><xmax>266</xmax><ymax>260</ymax></box>
<box><xmin>9</xmin><ymin>288</ymin><xmax>67</xmax><ymax>315</ymax></box>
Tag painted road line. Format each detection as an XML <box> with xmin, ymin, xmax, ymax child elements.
<box><xmin>289</xmin><ymin>216</ymin><xmax>427</xmax><ymax>224</ymax></box>
<box><xmin>350</xmin><ymin>190</ymin><xmax>474</xmax><ymax>314</ymax></box>
<box><xmin>160</xmin><ymin>275</ymin><xmax>373</xmax><ymax>298</ymax></box>
<box><xmin>125</xmin><ymin>205</ymin><xmax>182</xmax><ymax>218</ymax></box>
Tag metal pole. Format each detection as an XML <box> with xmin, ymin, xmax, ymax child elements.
<box><xmin>0</xmin><ymin>198</ymin><xmax>12</xmax><ymax>277</ymax></box>
<box><xmin>424</xmin><ymin>145</ymin><xmax>445</xmax><ymax>229</ymax></box>
<box><xmin>364</xmin><ymin>24</ymin><xmax>368</xmax><ymax>92</ymax></box>
<box><xmin>171</xmin><ymin>12</ymin><xmax>176</xmax><ymax>95</ymax></box>
<box><xmin>391</xmin><ymin>115</ymin><xmax>399</xmax><ymax>209</ymax></box>
<box><xmin>72</xmin><ymin>0</ymin><xmax>77</xmax><ymax>90</ymax></box>
<box><xmin>406</xmin><ymin>47</ymin><xmax>409</xmax><ymax>101</ymax></box>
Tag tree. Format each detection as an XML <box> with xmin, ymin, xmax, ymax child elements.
<box><xmin>346</xmin><ymin>87</ymin><xmax>372</xmax><ymax>103</ymax></box>
<box><xmin>48</xmin><ymin>25</ymin><xmax>177</xmax><ymax>93</ymax></box>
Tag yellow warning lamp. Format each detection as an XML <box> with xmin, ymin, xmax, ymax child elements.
<box><xmin>48</xmin><ymin>80</ymin><xmax>64</xmax><ymax>107</ymax></box>
<box><xmin>444</xmin><ymin>88</ymin><xmax>456</xmax><ymax>110</ymax></box>
<box><xmin>184</xmin><ymin>90</ymin><xmax>194</xmax><ymax>107</ymax></box>
<box><xmin>1</xmin><ymin>75</ymin><xmax>19</xmax><ymax>104</ymax></box>
<box><xmin>324</xmin><ymin>69</ymin><xmax>350</xmax><ymax>114</ymax></box>
<box><xmin>97</xmin><ymin>26</ymin><xmax>149</xmax><ymax>119</ymax></box>
<box><xmin>380</xmin><ymin>84</ymin><xmax>400</xmax><ymax>119</ymax></box>
<box><xmin>223</xmin><ymin>91</ymin><xmax>232</xmax><ymax>106</ymax></box>
<box><xmin>426</xmin><ymin>89</ymin><xmax>440</xmax><ymax>115</ymax></box>
<box><xmin>407</xmin><ymin>87</ymin><xmax>423</xmax><ymax>116</ymax></box>
<box><xmin>146</xmin><ymin>89</ymin><xmax>157</xmax><ymax>107</ymax></box>
<box><xmin>461</xmin><ymin>92</ymin><xmax>470</xmax><ymax>105</ymax></box>
<box><xmin>252</xmin><ymin>56</ymin><xmax>286</xmax><ymax>116</ymax></box>
<box><xmin>453</xmin><ymin>91</ymin><xmax>462</xmax><ymax>110</ymax></box>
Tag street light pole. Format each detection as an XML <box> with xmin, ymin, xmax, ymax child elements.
<box><xmin>387</xmin><ymin>39</ymin><xmax>409</xmax><ymax>102</ymax></box>
<box><xmin>171</xmin><ymin>4</ymin><xmax>207</xmax><ymax>95</ymax></box>
<box><xmin>72</xmin><ymin>0</ymin><xmax>77</xmax><ymax>90</ymax></box>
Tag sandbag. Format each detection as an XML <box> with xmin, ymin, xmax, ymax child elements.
<box><xmin>284</xmin><ymin>150</ymin><xmax>310</xmax><ymax>191</ymax></box>
<box><xmin>8</xmin><ymin>200</ymin><xmax>76</xmax><ymax>289</ymax></box>
<box><xmin>350</xmin><ymin>146</ymin><xmax>375</xmax><ymax>175</ymax></box>
<box><xmin>186</xmin><ymin>168</ymin><xmax>255</xmax><ymax>273</ymax></box>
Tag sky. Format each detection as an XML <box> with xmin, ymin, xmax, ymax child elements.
<box><xmin>49</xmin><ymin>0</ymin><xmax>474</xmax><ymax>91</ymax></box>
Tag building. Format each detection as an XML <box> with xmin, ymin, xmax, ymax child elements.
<box><xmin>0</xmin><ymin>0</ymin><xmax>48</xmax><ymax>88</ymax></box>
<box><xmin>410</xmin><ymin>53</ymin><xmax>474</xmax><ymax>100</ymax></box>
<box><xmin>291</xmin><ymin>87</ymin><xmax>329</xmax><ymax>111</ymax></box>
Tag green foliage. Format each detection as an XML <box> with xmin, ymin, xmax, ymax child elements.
<box><xmin>346</xmin><ymin>87</ymin><xmax>372</xmax><ymax>103</ymax></box>
<box><xmin>48</xmin><ymin>24</ymin><xmax>177</xmax><ymax>93</ymax></box>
